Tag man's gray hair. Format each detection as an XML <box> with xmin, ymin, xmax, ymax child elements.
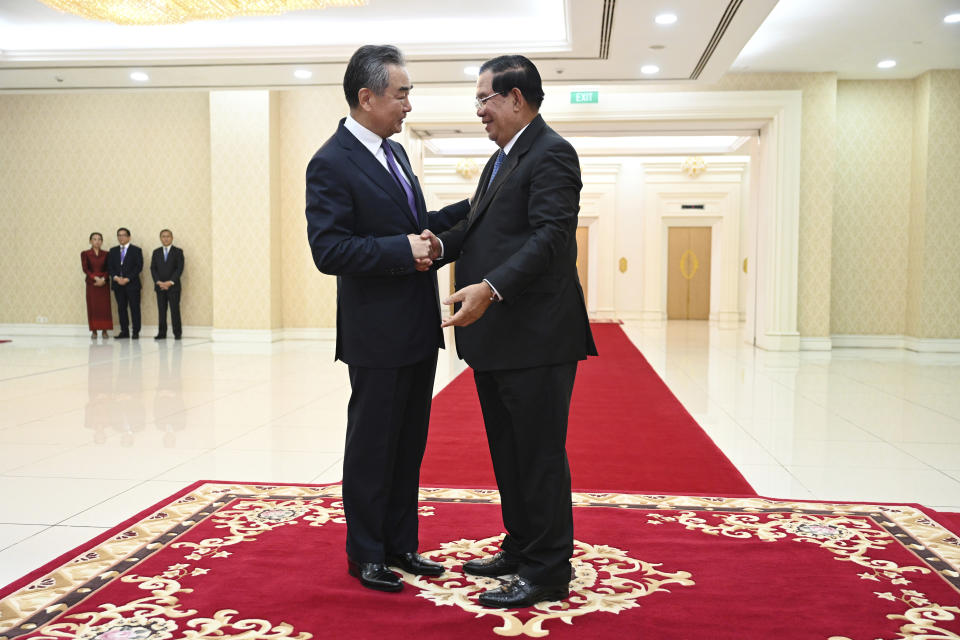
<box><xmin>343</xmin><ymin>45</ymin><xmax>406</xmax><ymax>109</ymax></box>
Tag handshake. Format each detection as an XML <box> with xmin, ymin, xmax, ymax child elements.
<box><xmin>407</xmin><ymin>229</ymin><xmax>441</xmax><ymax>272</ymax></box>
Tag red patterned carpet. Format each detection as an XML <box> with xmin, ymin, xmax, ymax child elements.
<box><xmin>421</xmin><ymin>323</ymin><xmax>755</xmax><ymax>495</ymax></box>
<box><xmin>3</xmin><ymin>325</ymin><xmax>960</xmax><ymax>637</ymax></box>
<box><xmin>2</xmin><ymin>482</ymin><xmax>959</xmax><ymax>639</ymax></box>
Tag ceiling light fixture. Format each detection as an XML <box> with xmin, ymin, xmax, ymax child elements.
<box><xmin>130</xmin><ymin>71</ymin><xmax>149</xmax><ymax>82</ymax></box>
<box><xmin>35</xmin><ymin>0</ymin><xmax>367</xmax><ymax>26</ymax></box>
<box><xmin>641</xmin><ymin>64</ymin><xmax>660</xmax><ymax>75</ymax></box>
<box><xmin>945</xmin><ymin>13</ymin><xmax>960</xmax><ymax>23</ymax></box>
<box><xmin>877</xmin><ymin>59</ymin><xmax>897</xmax><ymax>69</ymax></box>
<box><xmin>294</xmin><ymin>69</ymin><xmax>313</xmax><ymax>80</ymax></box>
<box><xmin>464</xmin><ymin>66</ymin><xmax>480</xmax><ymax>77</ymax></box>
<box><xmin>655</xmin><ymin>13</ymin><xmax>678</xmax><ymax>25</ymax></box>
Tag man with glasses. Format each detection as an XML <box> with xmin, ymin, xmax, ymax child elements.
<box><xmin>437</xmin><ymin>55</ymin><xmax>597</xmax><ymax>608</ymax></box>
<box><xmin>107</xmin><ymin>227</ymin><xmax>143</xmax><ymax>339</ymax></box>
<box><xmin>305</xmin><ymin>45</ymin><xmax>470</xmax><ymax>594</ymax></box>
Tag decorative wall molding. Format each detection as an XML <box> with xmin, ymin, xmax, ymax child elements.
<box><xmin>799</xmin><ymin>336</ymin><xmax>833</xmax><ymax>351</ymax></box>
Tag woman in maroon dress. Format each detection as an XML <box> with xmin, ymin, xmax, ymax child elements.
<box><xmin>81</xmin><ymin>232</ymin><xmax>113</xmax><ymax>338</ymax></box>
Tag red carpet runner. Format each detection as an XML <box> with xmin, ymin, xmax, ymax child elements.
<box><xmin>422</xmin><ymin>323</ymin><xmax>755</xmax><ymax>495</ymax></box>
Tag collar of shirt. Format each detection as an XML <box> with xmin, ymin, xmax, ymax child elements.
<box><xmin>501</xmin><ymin>122</ymin><xmax>531</xmax><ymax>156</ymax></box>
<box><xmin>345</xmin><ymin>115</ymin><xmax>410</xmax><ymax>186</ymax></box>
<box><xmin>119</xmin><ymin>243</ymin><xmax>129</xmax><ymax>251</ymax></box>
<box><xmin>345</xmin><ymin>115</ymin><xmax>385</xmax><ymax>159</ymax></box>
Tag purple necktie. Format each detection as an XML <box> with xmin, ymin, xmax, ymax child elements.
<box><xmin>120</xmin><ymin>246</ymin><xmax>126</xmax><ymax>263</ymax></box>
<box><xmin>381</xmin><ymin>141</ymin><xmax>418</xmax><ymax>223</ymax></box>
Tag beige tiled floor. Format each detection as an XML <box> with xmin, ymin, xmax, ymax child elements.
<box><xmin>2</xmin><ymin>321</ymin><xmax>959</xmax><ymax>588</ymax></box>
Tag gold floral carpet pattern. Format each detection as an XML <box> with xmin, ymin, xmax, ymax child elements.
<box><xmin>1</xmin><ymin>482</ymin><xmax>959</xmax><ymax>639</ymax></box>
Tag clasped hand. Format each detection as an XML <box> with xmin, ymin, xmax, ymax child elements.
<box><xmin>407</xmin><ymin>229</ymin><xmax>441</xmax><ymax>272</ymax></box>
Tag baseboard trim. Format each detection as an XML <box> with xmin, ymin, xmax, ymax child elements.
<box><xmin>831</xmin><ymin>334</ymin><xmax>960</xmax><ymax>353</ymax></box>
<box><xmin>799</xmin><ymin>337</ymin><xmax>833</xmax><ymax>351</ymax></box>
<box><xmin>0</xmin><ymin>323</ymin><xmax>212</xmax><ymax>339</ymax></box>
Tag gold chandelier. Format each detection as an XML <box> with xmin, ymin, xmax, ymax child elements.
<box><xmin>38</xmin><ymin>0</ymin><xmax>367</xmax><ymax>26</ymax></box>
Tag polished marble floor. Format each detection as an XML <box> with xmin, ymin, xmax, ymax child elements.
<box><xmin>1</xmin><ymin>321</ymin><xmax>959</xmax><ymax>588</ymax></box>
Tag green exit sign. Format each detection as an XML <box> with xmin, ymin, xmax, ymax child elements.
<box><xmin>570</xmin><ymin>91</ymin><xmax>599</xmax><ymax>104</ymax></box>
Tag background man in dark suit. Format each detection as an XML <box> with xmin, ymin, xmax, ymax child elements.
<box><xmin>305</xmin><ymin>44</ymin><xmax>470</xmax><ymax>593</ymax></box>
<box><xmin>107</xmin><ymin>227</ymin><xmax>143</xmax><ymax>340</ymax></box>
<box><xmin>437</xmin><ymin>55</ymin><xmax>597</xmax><ymax>608</ymax></box>
<box><xmin>150</xmin><ymin>229</ymin><xmax>185</xmax><ymax>340</ymax></box>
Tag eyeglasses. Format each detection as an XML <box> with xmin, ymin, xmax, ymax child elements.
<box><xmin>474</xmin><ymin>91</ymin><xmax>504</xmax><ymax>111</ymax></box>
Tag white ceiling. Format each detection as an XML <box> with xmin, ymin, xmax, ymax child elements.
<box><xmin>0</xmin><ymin>0</ymin><xmax>956</xmax><ymax>91</ymax></box>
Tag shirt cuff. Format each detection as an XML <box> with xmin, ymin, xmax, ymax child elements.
<box><xmin>483</xmin><ymin>278</ymin><xmax>503</xmax><ymax>302</ymax></box>
<box><xmin>437</xmin><ymin>237</ymin><xmax>445</xmax><ymax>260</ymax></box>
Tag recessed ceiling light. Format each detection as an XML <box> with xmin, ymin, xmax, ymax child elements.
<box><xmin>130</xmin><ymin>71</ymin><xmax>149</xmax><ymax>82</ymax></box>
<box><xmin>294</xmin><ymin>69</ymin><xmax>312</xmax><ymax>79</ymax></box>
<box><xmin>641</xmin><ymin>64</ymin><xmax>660</xmax><ymax>75</ymax></box>
<box><xmin>655</xmin><ymin>13</ymin><xmax>677</xmax><ymax>25</ymax></box>
<box><xmin>464</xmin><ymin>66</ymin><xmax>480</xmax><ymax>77</ymax></box>
<box><xmin>877</xmin><ymin>59</ymin><xmax>897</xmax><ymax>69</ymax></box>
<box><xmin>945</xmin><ymin>13</ymin><xmax>960</xmax><ymax>23</ymax></box>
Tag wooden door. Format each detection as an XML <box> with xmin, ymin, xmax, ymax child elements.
<box><xmin>667</xmin><ymin>227</ymin><xmax>711</xmax><ymax>320</ymax></box>
<box><xmin>575</xmin><ymin>226</ymin><xmax>588</xmax><ymax>305</ymax></box>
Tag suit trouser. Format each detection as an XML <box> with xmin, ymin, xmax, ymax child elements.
<box><xmin>156</xmin><ymin>288</ymin><xmax>182</xmax><ymax>337</ymax></box>
<box><xmin>113</xmin><ymin>286</ymin><xmax>141</xmax><ymax>335</ymax></box>
<box><xmin>343</xmin><ymin>352</ymin><xmax>437</xmax><ymax>562</ymax></box>
<box><xmin>474</xmin><ymin>362</ymin><xmax>577</xmax><ymax>585</ymax></box>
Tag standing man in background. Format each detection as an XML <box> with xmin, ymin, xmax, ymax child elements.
<box><xmin>108</xmin><ymin>227</ymin><xmax>143</xmax><ymax>340</ymax></box>
<box><xmin>150</xmin><ymin>229</ymin><xmax>185</xmax><ymax>340</ymax></box>
<box><xmin>305</xmin><ymin>44</ymin><xmax>470</xmax><ymax>593</ymax></box>
<box><xmin>438</xmin><ymin>55</ymin><xmax>597</xmax><ymax>609</ymax></box>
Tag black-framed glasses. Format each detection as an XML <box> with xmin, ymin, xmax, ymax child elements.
<box><xmin>474</xmin><ymin>91</ymin><xmax>504</xmax><ymax>110</ymax></box>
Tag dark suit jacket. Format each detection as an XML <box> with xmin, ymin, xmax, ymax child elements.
<box><xmin>150</xmin><ymin>246</ymin><xmax>184</xmax><ymax>292</ymax></box>
<box><xmin>439</xmin><ymin>115</ymin><xmax>597</xmax><ymax>371</ymax></box>
<box><xmin>107</xmin><ymin>244</ymin><xmax>143</xmax><ymax>291</ymax></box>
<box><xmin>306</xmin><ymin>119</ymin><xmax>470</xmax><ymax>369</ymax></box>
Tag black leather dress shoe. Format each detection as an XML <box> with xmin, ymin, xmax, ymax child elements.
<box><xmin>114</xmin><ymin>333</ymin><xmax>129</xmax><ymax>339</ymax></box>
<box><xmin>462</xmin><ymin>551</ymin><xmax>520</xmax><ymax>577</ymax></box>
<box><xmin>154</xmin><ymin>335</ymin><xmax>165</xmax><ymax>340</ymax></box>
<box><xmin>386</xmin><ymin>552</ymin><xmax>445</xmax><ymax>577</ymax></box>
<box><xmin>347</xmin><ymin>560</ymin><xmax>402</xmax><ymax>592</ymax></box>
<box><xmin>132</xmin><ymin>333</ymin><xmax>139</xmax><ymax>340</ymax></box>
<box><xmin>174</xmin><ymin>335</ymin><xmax>182</xmax><ymax>340</ymax></box>
<box><xmin>478</xmin><ymin>576</ymin><xmax>569</xmax><ymax>608</ymax></box>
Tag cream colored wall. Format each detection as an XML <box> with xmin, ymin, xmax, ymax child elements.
<box><xmin>277</xmin><ymin>87</ymin><xmax>346</xmax><ymax>329</ymax></box>
<box><xmin>709</xmin><ymin>73</ymin><xmax>837</xmax><ymax>338</ymax></box>
<box><xmin>2</xmin><ymin>71</ymin><xmax>958</xmax><ymax>341</ymax></box>
<box><xmin>906</xmin><ymin>74</ymin><xmax>930</xmax><ymax>338</ymax></box>
<box><xmin>909</xmin><ymin>70</ymin><xmax>960</xmax><ymax>339</ymax></box>
<box><xmin>209</xmin><ymin>90</ymin><xmax>281</xmax><ymax>331</ymax></box>
<box><xmin>0</xmin><ymin>92</ymin><xmax>212</xmax><ymax>327</ymax></box>
<box><xmin>832</xmin><ymin>80</ymin><xmax>914</xmax><ymax>335</ymax></box>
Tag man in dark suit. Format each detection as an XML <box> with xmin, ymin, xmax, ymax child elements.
<box><xmin>437</xmin><ymin>55</ymin><xmax>597</xmax><ymax>608</ymax></box>
<box><xmin>305</xmin><ymin>44</ymin><xmax>470</xmax><ymax>593</ymax></box>
<box><xmin>150</xmin><ymin>229</ymin><xmax>185</xmax><ymax>340</ymax></box>
<box><xmin>107</xmin><ymin>227</ymin><xmax>143</xmax><ymax>340</ymax></box>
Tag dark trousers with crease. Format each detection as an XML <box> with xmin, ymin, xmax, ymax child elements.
<box><xmin>156</xmin><ymin>288</ymin><xmax>182</xmax><ymax>337</ymax></box>
<box><xmin>474</xmin><ymin>361</ymin><xmax>577</xmax><ymax>585</ymax></box>
<box><xmin>343</xmin><ymin>352</ymin><xmax>437</xmax><ymax>563</ymax></box>
<box><xmin>113</xmin><ymin>286</ymin><xmax>140</xmax><ymax>335</ymax></box>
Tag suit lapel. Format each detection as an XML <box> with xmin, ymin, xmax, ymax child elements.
<box><xmin>467</xmin><ymin>115</ymin><xmax>546</xmax><ymax>229</ymax></box>
<box><xmin>389</xmin><ymin>140</ymin><xmax>426</xmax><ymax>229</ymax></box>
<box><xmin>336</xmin><ymin>125</ymin><xmax>418</xmax><ymax>231</ymax></box>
